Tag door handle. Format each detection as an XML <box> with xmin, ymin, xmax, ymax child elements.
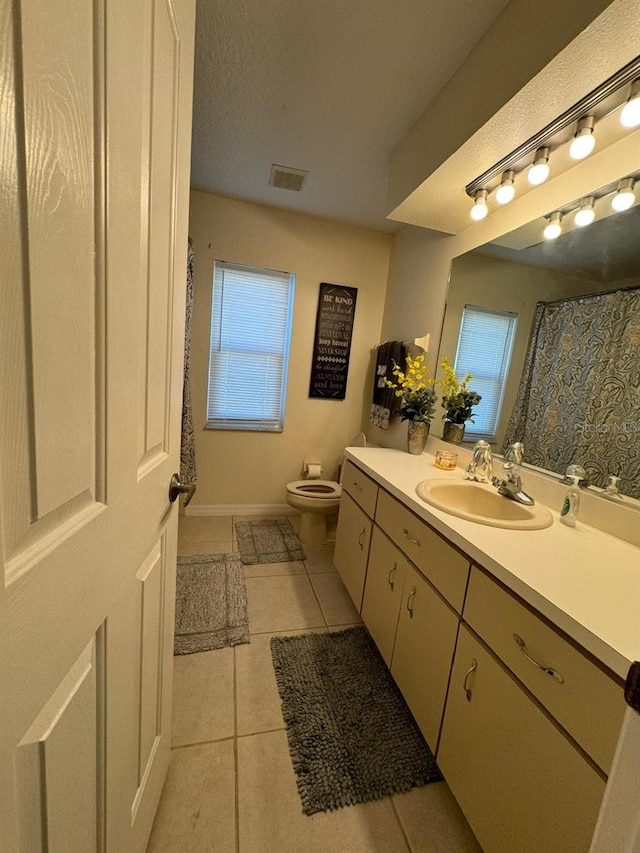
<box><xmin>387</xmin><ymin>562</ymin><xmax>397</xmax><ymax>590</ymax></box>
<box><xmin>169</xmin><ymin>473</ymin><xmax>196</xmax><ymax>507</ymax></box>
<box><xmin>402</xmin><ymin>528</ymin><xmax>421</xmax><ymax>547</ymax></box>
<box><xmin>513</xmin><ymin>634</ymin><xmax>564</xmax><ymax>683</ymax></box>
<box><xmin>358</xmin><ymin>527</ymin><xmax>366</xmax><ymax>549</ymax></box>
<box><xmin>463</xmin><ymin>658</ymin><xmax>478</xmax><ymax>702</ymax></box>
<box><xmin>406</xmin><ymin>586</ymin><xmax>416</xmax><ymax>618</ymax></box>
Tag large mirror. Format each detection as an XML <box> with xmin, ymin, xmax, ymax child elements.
<box><xmin>440</xmin><ymin>177</ymin><xmax>640</xmax><ymax>500</ymax></box>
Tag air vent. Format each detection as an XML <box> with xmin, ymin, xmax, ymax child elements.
<box><xmin>269</xmin><ymin>164</ymin><xmax>308</xmax><ymax>192</ymax></box>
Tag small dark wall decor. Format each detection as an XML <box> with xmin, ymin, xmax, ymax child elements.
<box><xmin>309</xmin><ymin>282</ymin><xmax>358</xmax><ymax>399</ymax></box>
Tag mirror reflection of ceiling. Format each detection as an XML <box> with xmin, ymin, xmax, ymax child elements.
<box><xmin>476</xmin><ymin>204</ymin><xmax>640</xmax><ymax>283</ymax></box>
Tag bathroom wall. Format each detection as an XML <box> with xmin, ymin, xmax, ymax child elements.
<box><xmin>188</xmin><ymin>190</ymin><xmax>392</xmax><ymax>508</ymax></box>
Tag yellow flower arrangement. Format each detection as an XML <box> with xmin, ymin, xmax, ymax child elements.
<box><xmin>438</xmin><ymin>356</ymin><xmax>482</xmax><ymax>424</ymax></box>
<box><xmin>386</xmin><ymin>353</ymin><xmax>437</xmax><ymax>422</ymax></box>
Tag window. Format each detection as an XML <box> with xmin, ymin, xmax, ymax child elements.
<box><xmin>207</xmin><ymin>261</ymin><xmax>295</xmax><ymax>431</ymax></box>
<box><xmin>454</xmin><ymin>305</ymin><xmax>517</xmax><ymax>441</ymax></box>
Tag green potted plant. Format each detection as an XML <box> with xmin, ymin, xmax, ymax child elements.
<box><xmin>439</xmin><ymin>356</ymin><xmax>482</xmax><ymax>443</ymax></box>
<box><xmin>386</xmin><ymin>353</ymin><xmax>437</xmax><ymax>454</ymax></box>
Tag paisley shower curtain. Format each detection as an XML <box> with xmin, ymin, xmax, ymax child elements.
<box><xmin>180</xmin><ymin>238</ymin><xmax>197</xmax><ymax>483</ymax></box>
<box><xmin>504</xmin><ymin>288</ymin><xmax>640</xmax><ymax>498</ymax></box>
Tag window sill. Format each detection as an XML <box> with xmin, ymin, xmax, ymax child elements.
<box><xmin>205</xmin><ymin>422</ymin><xmax>284</xmax><ymax>433</ymax></box>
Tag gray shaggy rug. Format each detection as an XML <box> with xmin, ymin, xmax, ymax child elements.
<box><xmin>235</xmin><ymin>518</ymin><xmax>305</xmax><ymax>564</ymax></box>
<box><xmin>270</xmin><ymin>626</ymin><xmax>442</xmax><ymax>815</ymax></box>
<box><xmin>174</xmin><ymin>553</ymin><xmax>249</xmax><ymax>655</ymax></box>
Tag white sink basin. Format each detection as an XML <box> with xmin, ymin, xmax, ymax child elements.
<box><xmin>415</xmin><ymin>478</ymin><xmax>553</xmax><ymax>530</ymax></box>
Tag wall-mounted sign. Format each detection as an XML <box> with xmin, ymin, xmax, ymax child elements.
<box><xmin>308</xmin><ymin>282</ymin><xmax>358</xmax><ymax>399</ymax></box>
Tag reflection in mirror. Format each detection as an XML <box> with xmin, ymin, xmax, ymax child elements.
<box><xmin>441</xmin><ymin>191</ymin><xmax>640</xmax><ymax>499</ymax></box>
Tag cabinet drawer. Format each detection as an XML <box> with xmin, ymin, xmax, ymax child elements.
<box><xmin>361</xmin><ymin>528</ymin><xmax>409</xmax><ymax>666</ymax></box>
<box><xmin>376</xmin><ymin>490</ymin><xmax>470</xmax><ymax>613</ymax></box>
<box><xmin>333</xmin><ymin>491</ymin><xmax>373</xmax><ymax>611</ymax></box>
<box><xmin>464</xmin><ymin>567</ymin><xmax>625</xmax><ymax>774</ymax></box>
<box><xmin>342</xmin><ymin>460</ymin><xmax>378</xmax><ymax>517</ymax></box>
<box><xmin>438</xmin><ymin>625</ymin><xmax>605</xmax><ymax>853</ymax></box>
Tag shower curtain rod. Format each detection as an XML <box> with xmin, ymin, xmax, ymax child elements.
<box><xmin>538</xmin><ymin>283</ymin><xmax>640</xmax><ymax>308</ymax></box>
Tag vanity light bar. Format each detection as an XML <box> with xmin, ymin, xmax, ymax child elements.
<box><xmin>466</xmin><ymin>54</ymin><xmax>640</xmax><ymax>219</ymax></box>
<box><xmin>541</xmin><ymin>173</ymin><xmax>639</xmax><ymax>239</ymax></box>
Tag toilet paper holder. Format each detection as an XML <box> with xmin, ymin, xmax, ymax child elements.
<box><xmin>303</xmin><ymin>461</ymin><xmax>323</xmax><ymax>479</ymax></box>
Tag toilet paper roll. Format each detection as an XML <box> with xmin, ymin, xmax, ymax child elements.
<box><xmin>306</xmin><ymin>463</ymin><xmax>322</xmax><ymax>479</ymax></box>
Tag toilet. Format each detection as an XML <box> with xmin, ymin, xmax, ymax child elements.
<box><xmin>285</xmin><ymin>471</ymin><xmax>342</xmax><ymax>546</ymax></box>
<box><xmin>285</xmin><ymin>435</ymin><xmax>367</xmax><ymax>545</ymax></box>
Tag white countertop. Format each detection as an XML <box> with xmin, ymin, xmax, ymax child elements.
<box><xmin>346</xmin><ymin>447</ymin><xmax>640</xmax><ymax>680</ymax></box>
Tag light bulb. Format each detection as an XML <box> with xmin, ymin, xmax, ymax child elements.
<box><xmin>574</xmin><ymin>197</ymin><xmax>595</xmax><ymax>227</ymax></box>
<box><xmin>569</xmin><ymin>116</ymin><xmax>596</xmax><ymax>160</ymax></box>
<box><xmin>543</xmin><ymin>212</ymin><xmax>562</xmax><ymax>240</ymax></box>
<box><xmin>611</xmin><ymin>178</ymin><xmax>636</xmax><ymax>211</ymax></box>
<box><xmin>470</xmin><ymin>189</ymin><xmax>488</xmax><ymax>220</ymax></box>
<box><xmin>495</xmin><ymin>170</ymin><xmax>515</xmax><ymax>205</ymax></box>
<box><xmin>528</xmin><ymin>163</ymin><xmax>550</xmax><ymax>185</ymax></box>
<box><xmin>620</xmin><ymin>80</ymin><xmax>640</xmax><ymax>128</ymax></box>
<box><xmin>528</xmin><ymin>147</ymin><xmax>550</xmax><ymax>186</ymax></box>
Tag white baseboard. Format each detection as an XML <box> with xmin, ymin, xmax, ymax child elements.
<box><xmin>185</xmin><ymin>503</ymin><xmax>297</xmax><ymax>517</ymax></box>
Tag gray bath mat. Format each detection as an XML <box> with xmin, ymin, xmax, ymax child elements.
<box><xmin>174</xmin><ymin>553</ymin><xmax>250</xmax><ymax>655</ymax></box>
<box><xmin>235</xmin><ymin>518</ymin><xmax>306</xmax><ymax>564</ymax></box>
<box><xmin>270</xmin><ymin>626</ymin><xmax>442</xmax><ymax>815</ymax></box>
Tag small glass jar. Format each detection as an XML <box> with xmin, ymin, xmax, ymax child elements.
<box><xmin>434</xmin><ymin>449</ymin><xmax>458</xmax><ymax>470</ymax></box>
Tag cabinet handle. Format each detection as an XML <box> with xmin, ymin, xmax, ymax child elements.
<box><xmin>513</xmin><ymin>633</ymin><xmax>565</xmax><ymax>684</ymax></box>
<box><xmin>402</xmin><ymin>528</ymin><xmax>421</xmax><ymax>547</ymax></box>
<box><xmin>387</xmin><ymin>562</ymin><xmax>397</xmax><ymax>591</ymax></box>
<box><xmin>352</xmin><ymin>481</ymin><xmax>363</xmax><ymax>492</ymax></box>
<box><xmin>358</xmin><ymin>527</ymin><xmax>366</xmax><ymax>550</ymax></box>
<box><xmin>406</xmin><ymin>586</ymin><xmax>416</xmax><ymax>618</ymax></box>
<box><xmin>463</xmin><ymin>658</ymin><xmax>478</xmax><ymax>702</ymax></box>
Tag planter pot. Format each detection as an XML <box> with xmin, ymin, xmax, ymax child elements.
<box><xmin>443</xmin><ymin>422</ymin><xmax>465</xmax><ymax>444</ymax></box>
<box><xmin>407</xmin><ymin>421</ymin><xmax>430</xmax><ymax>455</ymax></box>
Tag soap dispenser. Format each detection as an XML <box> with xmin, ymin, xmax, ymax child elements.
<box><xmin>604</xmin><ymin>475</ymin><xmax>623</xmax><ymax>500</ymax></box>
<box><xmin>560</xmin><ymin>475</ymin><xmax>581</xmax><ymax>527</ymax></box>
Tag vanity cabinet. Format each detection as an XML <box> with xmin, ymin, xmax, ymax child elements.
<box><xmin>438</xmin><ymin>625</ymin><xmax>606</xmax><ymax>853</ymax></box>
<box><xmin>334</xmin><ymin>457</ymin><xmax>625</xmax><ymax>853</ymax></box>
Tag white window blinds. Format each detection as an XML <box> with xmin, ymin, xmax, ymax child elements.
<box><xmin>454</xmin><ymin>305</ymin><xmax>517</xmax><ymax>441</ymax></box>
<box><xmin>207</xmin><ymin>261</ymin><xmax>295</xmax><ymax>431</ymax></box>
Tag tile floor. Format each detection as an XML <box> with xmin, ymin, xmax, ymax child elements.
<box><xmin>146</xmin><ymin>514</ymin><xmax>482</xmax><ymax>853</ymax></box>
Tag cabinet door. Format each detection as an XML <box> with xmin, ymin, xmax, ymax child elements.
<box><xmin>361</xmin><ymin>528</ymin><xmax>408</xmax><ymax>666</ymax></box>
<box><xmin>390</xmin><ymin>563</ymin><xmax>459</xmax><ymax>750</ymax></box>
<box><xmin>438</xmin><ymin>626</ymin><xmax>605</xmax><ymax>853</ymax></box>
<box><xmin>333</xmin><ymin>492</ymin><xmax>372</xmax><ymax>611</ymax></box>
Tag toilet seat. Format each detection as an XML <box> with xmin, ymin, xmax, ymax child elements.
<box><xmin>286</xmin><ymin>480</ymin><xmax>342</xmax><ymax>499</ymax></box>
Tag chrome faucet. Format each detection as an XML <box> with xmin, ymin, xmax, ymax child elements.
<box><xmin>465</xmin><ymin>440</ymin><xmax>493</xmax><ymax>483</ymax></box>
<box><xmin>491</xmin><ymin>442</ymin><xmax>535</xmax><ymax>505</ymax></box>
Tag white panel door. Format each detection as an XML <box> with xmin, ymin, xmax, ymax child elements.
<box><xmin>0</xmin><ymin>1</ymin><xmax>195</xmax><ymax>851</ymax></box>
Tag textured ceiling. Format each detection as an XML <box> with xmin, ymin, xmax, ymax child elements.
<box><xmin>190</xmin><ymin>0</ymin><xmax>510</xmax><ymax>232</ymax></box>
